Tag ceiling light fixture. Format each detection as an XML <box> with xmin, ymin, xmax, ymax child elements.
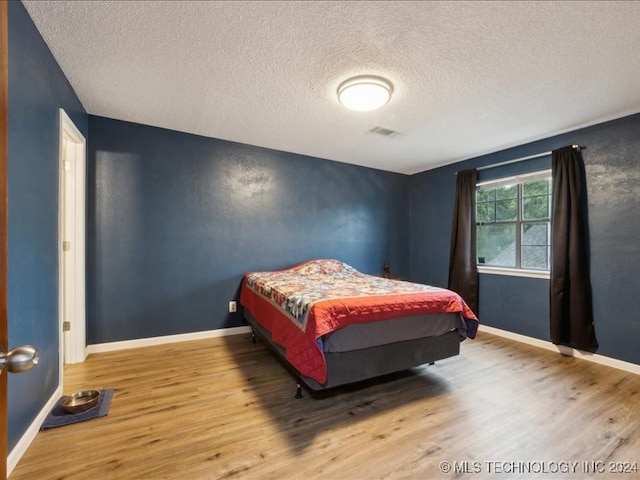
<box><xmin>337</xmin><ymin>75</ymin><xmax>393</xmax><ymax>112</ymax></box>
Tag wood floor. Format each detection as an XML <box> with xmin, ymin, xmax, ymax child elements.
<box><xmin>9</xmin><ymin>331</ymin><xmax>640</xmax><ymax>480</ymax></box>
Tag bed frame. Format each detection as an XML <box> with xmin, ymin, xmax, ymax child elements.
<box><xmin>244</xmin><ymin>309</ymin><xmax>462</xmax><ymax>397</ymax></box>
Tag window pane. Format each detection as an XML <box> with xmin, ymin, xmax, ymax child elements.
<box><xmin>477</xmin><ymin>224</ymin><xmax>516</xmax><ymax>267</ymax></box>
<box><xmin>522</xmin><ymin>196</ymin><xmax>549</xmax><ymax>220</ymax></box>
<box><xmin>476</xmin><ymin>188</ymin><xmax>495</xmax><ymax>203</ymax></box>
<box><xmin>522</xmin><ymin>246</ymin><xmax>549</xmax><ymax>270</ymax></box>
<box><xmin>495</xmin><ymin>198</ymin><xmax>517</xmax><ymax>221</ymax></box>
<box><xmin>495</xmin><ymin>185</ymin><xmax>517</xmax><ymax>200</ymax></box>
<box><xmin>523</xmin><ymin>179</ymin><xmax>550</xmax><ymax>197</ymax></box>
<box><xmin>522</xmin><ymin>223</ymin><xmax>549</xmax><ymax>269</ymax></box>
<box><xmin>477</xmin><ymin>202</ymin><xmax>494</xmax><ymax>223</ymax></box>
<box><xmin>522</xmin><ymin>223</ymin><xmax>548</xmax><ymax>246</ymax></box>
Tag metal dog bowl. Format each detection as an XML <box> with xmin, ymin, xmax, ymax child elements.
<box><xmin>61</xmin><ymin>390</ymin><xmax>100</xmax><ymax>414</ymax></box>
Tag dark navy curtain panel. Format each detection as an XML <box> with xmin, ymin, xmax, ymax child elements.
<box><xmin>550</xmin><ymin>146</ymin><xmax>598</xmax><ymax>351</ymax></box>
<box><xmin>448</xmin><ymin>169</ymin><xmax>479</xmax><ymax>315</ymax></box>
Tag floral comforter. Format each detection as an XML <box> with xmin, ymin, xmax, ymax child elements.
<box><xmin>240</xmin><ymin>259</ymin><xmax>478</xmax><ymax>384</ymax></box>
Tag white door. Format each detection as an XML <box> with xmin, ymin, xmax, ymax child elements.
<box><xmin>59</xmin><ymin>109</ymin><xmax>87</xmax><ymax>367</ymax></box>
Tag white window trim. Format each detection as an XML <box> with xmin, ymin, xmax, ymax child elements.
<box><xmin>478</xmin><ymin>265</ymin><xmax>550</xmax><ymax>280</ymax></box>
<box><xmin>477</xmin><ymin>169</ymin><xmax>551</xmax><ymax>188</ymax></box>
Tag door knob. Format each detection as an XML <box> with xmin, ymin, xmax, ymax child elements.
<box><xmin>0</xmin><ymin>345</ymin><xmax>40</xmax><ymax>373</ymax></box>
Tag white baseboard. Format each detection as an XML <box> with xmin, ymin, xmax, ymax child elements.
<box><xmin>86</xmin><ymin>325</ymin><xmax>252</xmax><ymax>354</ymax></box>
<box><xmin>8</xmin><ymin>386</ymin><xmax>62</xmax><ymax>476</ymax></box>
<box><xmin>479</xmin><ymin>324</ymin><xmax>640</xmax><ymax>376</ymax></box>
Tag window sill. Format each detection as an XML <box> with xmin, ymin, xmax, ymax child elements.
<box><xmin>478</xmin><ymin>265</ymin><xmax>550</xmax><ymax>279</ymax></box>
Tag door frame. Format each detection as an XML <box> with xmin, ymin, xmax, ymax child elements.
<box><xmin>58</xmin><ymin>108</ymin><xmax>87</xmax><ymax>373</ymax></box>
<box><xmin>1</xmin><ymin>1</ymin><xmax>9</xmax><ymax>477</ymax></box>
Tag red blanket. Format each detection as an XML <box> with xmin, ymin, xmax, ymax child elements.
<box><xmin>240</xmin><ymin>259</ymin><xmax>478</xmax><ymax>384</ymax></box>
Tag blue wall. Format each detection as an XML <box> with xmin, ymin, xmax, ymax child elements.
<box><xmin>87</xmin><ymin>116</ymin><xmax>410</xmax><ymax>344</ymax></box>
<box><xmin>409</xmin><ymin>114</ymin><xmax>640</xmax><ymax>366</ymax></box>
<box><xmin>7</xmin><ymin>1</ymin><xmax>88</xmax><ymax>450</ymax></box>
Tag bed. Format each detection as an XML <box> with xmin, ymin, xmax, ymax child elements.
<box><xmin>239</xmin><ymin>259</ymin><xmax>478</xmax><ymax>395</ymax></box>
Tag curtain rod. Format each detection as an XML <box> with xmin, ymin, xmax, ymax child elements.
<box><xmin>456</xmin><ymin>144</ymin><xmax>580</xmax><ymax>174</ymax></box>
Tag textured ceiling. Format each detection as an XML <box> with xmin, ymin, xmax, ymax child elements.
<box><xmin>22</xmin><ymin>0</ymin><xmax>640</xmax><ymax>174</ymax></box>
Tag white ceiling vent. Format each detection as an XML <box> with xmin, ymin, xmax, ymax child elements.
<box><xmin>369</xmin><ymin>126</ymin><xmax>401</xmax><ymax>138</ymax></box>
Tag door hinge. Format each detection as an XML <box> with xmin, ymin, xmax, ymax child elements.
<box><xmin>63</xmin><ymin>321</ymin><xmax>71</xmax><ymax>332</ymax></box>
<box><xmin>64</xmin><ymin>160</ymin><xmax>71</xmax><ymax>171</ymax></box>
<box><xmin>63</xmin><ymin>241</ymin><xmax>71</xmax><ymax>252</ymax></box>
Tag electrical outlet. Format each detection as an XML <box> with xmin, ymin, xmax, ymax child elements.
<box><xmin>228</xmin><ymin>301</ymin><xmax>237</xmax><ymax>313</ymax></box>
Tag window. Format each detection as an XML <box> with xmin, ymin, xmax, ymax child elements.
<box><xmin>476</xmin><ymin>170</ymin><xmax>551</xmax><ymax>274</ymax></box>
